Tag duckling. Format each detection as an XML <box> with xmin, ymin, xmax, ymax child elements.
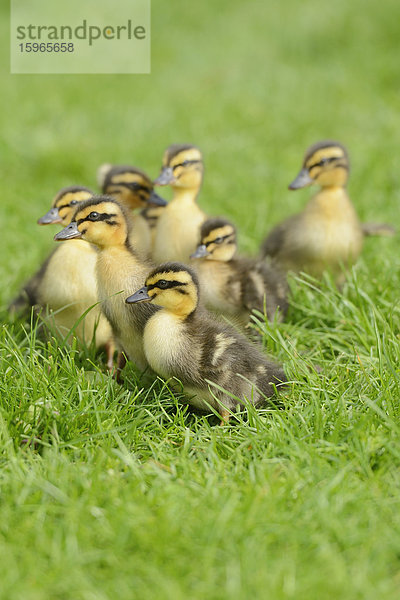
<box><xmin>54</xmin><ymin>196</ymin><xmax>157</xmax><ymax>371</ymax></box>
<box><xmin>9</xmin><ymin>186</ymin><xmax>114</xmax><ymax>364</ymax></box>
<box><xmin>10</xmin><ymin>185</ymin><xmax>93</xmax><ymax>311</ymax></box>
<box><xmin>126</xmin><ymin>263</ymin><xmax>286</xmax><ymax>423</ymax></box>
<box><xmin>97</xmin><ymin>164</ymin><xmax>167</xmax><ymax>258</ymax></box>
<box><xmin>260</xmin><ymin>141</ymin><xmax>363</xmax><ymax>283</ymax></box>
<box><xmin>152</xmin><ymin>144</ymin><xmax>207</xmax><ymax>264</ymax></box>
<box><xmin>191</xmin><ymin>218</ymin><xmax>289</xmax><ymax>327</ymax></box>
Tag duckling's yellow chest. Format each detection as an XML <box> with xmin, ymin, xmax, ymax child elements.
<box><xmin>197</xmin><ymin>261</ymin><xmax>244</xmax><ymax>320</ymax></box>
<box><xmin>37</xmin><ymin>240</ymin><xmax>111</xmax><ymax>347</ymax></box>
<box><xmin>153</xmin><ymin>199</ymin><xmax>206</xmax><ymax>263</ymax></box>
<box><xmin>295</xmin><ymin>189</ymin><xmax>363</xmax><ymax>273</ymax></box>
<box><xmin>143</xmin><ymin>311</ymin><xmax>186</xmax><ymax>378</ymax></box>
<box><xmin>143</xmin><ymin>311</ymin><xmax>213</xmax><ymax>409</ymax></box>
<box><xmin>39</xmin><ymin>240</ymin><xmax>97</xmax><ymax>308</ymax></box>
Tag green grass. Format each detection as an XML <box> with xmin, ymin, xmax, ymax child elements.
<box><xmin>2</xmin><ymin>0</ymin><xmax>400</xmax><ymax>598</ymax></box>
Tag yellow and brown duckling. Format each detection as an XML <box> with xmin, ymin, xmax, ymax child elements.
<box><xmin>54</xmin><ymin>196</ymin><xmax>157</xmax><ymax>372</ymax></box>
<box><xmin>260</xmin><ymin>140</ymin><xmax>364</xmax><ymax>284</ymax></box>
<box><xmin>152</xmin><ymin>144</ymin><xmax>207</xmax><ymax>264</ymax></box>
<box><xmin>125</xmin><ymin>263</ymin><xmax>286</xmax><ymax>424</ymax></box>
<box><xmin>98</xmin><ymin>164</ymin><xmax>167</xmax><ymax>258</ymax></box>
<box><xmin>9</xmin><ymin>186</ymin><xmax>113</xmax><ymax>364</ymax></box>
<box><xmin>191</xmin><ymin>218</ymin><xmax>288</xmax><ymax>327</ymax></box>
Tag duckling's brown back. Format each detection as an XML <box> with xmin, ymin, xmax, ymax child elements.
<box><xmin>185</xmin><ymin>310</ymin><xmax>286</xmax><ymax>405</ymax></box>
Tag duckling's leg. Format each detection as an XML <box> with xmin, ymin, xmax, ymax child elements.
<box><xmin>219</xmin><ymin>407</ymin><xmax>231</xmax><ymax>426</ymax></box>
<box><xmin>105</xmin><ymin>339</ymin><xmax>116</xmax><ymax>372</ymax></box>
<box><xmin>114</xmin><ymin>351</ymin><xmax>127</xmax><ymax>384</ymax></box>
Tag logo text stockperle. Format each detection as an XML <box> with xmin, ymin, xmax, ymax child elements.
<box><xmin>16</xmin><ymin>20</ymin><xmax>146</xmax><ymax>46</ymax></box>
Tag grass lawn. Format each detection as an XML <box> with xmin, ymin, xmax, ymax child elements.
<box><xmin>1</xmin><ymin>0</ymin><xmax>400</xmax><ymax>598</ymax></box>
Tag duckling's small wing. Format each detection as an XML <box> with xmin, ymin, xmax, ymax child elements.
<box><xmin>260</xmin><ymin>221</ymin><xmax>289</xmax><ymax>259</ymax></box>
<box><xmin>243</xmin><ymin>261</ymin><xmax>289</xmax><ymax>321</ymax></box>
<box><xmin>362</xmin><ymin>222</ymin><xmax>396</xmax><ymax>237</ymax></box>
<box><xmin>8</xmin><ymin>288</ymin><xmax>33</xmax><ymax>315</ymax></box>
<box><xmin>256</xmin><ymin>362</ymin><xmax>287</xmax><ymax>399</ymax></box>
<box><xmin>8</xmin><ymin>249</ymin><xmax>56</xmax><ymax>315</ymax></box>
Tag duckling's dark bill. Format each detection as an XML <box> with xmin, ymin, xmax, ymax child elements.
<box><xmin>154</xmin><ymin>167</ymin><xmax>175</xmax><ymax>186</ymax></box>
<box><xmin>190</xmin><ymin>244</ymin><xmax>210</xmax><ymax>259</ymax></box>
<box><xmin>288</xmin><ymin>168</ymin><xmax>313</xmax><ymax>190</ymax></box>
<box><xmin>54</xmin><ymin>222</ymin><xmax>82</xmax><ymax>241</ymax></box>
<box><xmin>38</xmin><ymin>207</ymin><xmax>62</xmax><ymax>225</ymax></box>
<box><xmin>125</xmin><ymin>286</ymin><xmax>151</xmax><ymax>304</ymax></box>
<box><xmin>148</xmin><ymin>191</ymin><xmax>168</xmax><ymax>206</ymax></box>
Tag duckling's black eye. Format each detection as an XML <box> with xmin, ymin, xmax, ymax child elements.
<box><xmin>157</xmin><ymin>280</ymin><xmax>169</xmax><ymax>289</ymax></box>
<box><xmin>88</xmin><ymin>211</ymin><xmax>100</xmax><ymax>221</ymax></box>
<box><xmin>70</xmin><ymin>200</ymin><xmax>78</xmax><ymax>206</ymax></box>
<box><xmin>214</xmin><ymin>237</ymin><xmax>223</xmax><ymax>244</ymax></box>
<box><xmin>182</xmin><ymin>160</ymin><xmax>190</xmax><ymax>167</ymax></box>
<box><xmin>319</xmin><ymin>158</ymin><xmax>328</xmax><ymax>165</ymax></box>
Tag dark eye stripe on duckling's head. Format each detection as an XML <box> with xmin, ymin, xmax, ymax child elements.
<box><xmin>38</xmin><ymin>186</ymin><xmax>94</xmax><ymax>225</ymax></box>
<box><xmin>147</xmin><ymin>263</ymin><xmax>197</xmax><ymax>289</ymax></box>
<box><xmin>163</xmin><ymin>144</ymin><xmax>202</xmax><ymax>168</ymax></box>
<box><xmin>191</xmin><ymin>219</ymin><xmax>237</xmax><ymax>260</ymax></box>
<box><xmin>126</xmin><ymin>263</ymin><xmax>200</xmax><ymax>316</ymax></box>
<box><xmin>147</xmin><ymin>263</ymin><xmax>199</xmax><ymax>297</ymax></box>
<box><xmin>304</xmin><ymin>140</ymin><xmax>349</xmax><ymax>172</ymax></box>
<box><xmin>98</xmin><ymin>164</ymin><xmax>167</xmax><ymax>208</ymax></box>
<box><xmin>289</xmin><ymin>140</ymin><xmax>349</xmax><ymax>190</ymax></box>
<box><xmin>76</xmin><ymin>209</ymin><xmax>118</xmax><ymax>227</ymax></box>
<box><xmin>155</xmin><ymin>145</ymin><xmax>203</xmax><ymax>186</ymax></box>
<box><xmin>200</xmin><ymin>219</ymin><xmax>236</xmax><ymax>247</ymax></box>
<box><xmin>70</xmin><ymin>196</ymin><xmax>131</xmax><ymax>240</ymax></box>
<box><xmin>102</xmin><ymin>166</ymin><xmax>151</xmax><ymax>194</ymax></box>
<box><xmin>55</xmin><ymin>196</ymin><xmax>132</xmax><ymax>245</ymax></box>
<box><xmin>54</xmin><ymin>186</ymin><xmax>94</xmax><ymax>212</ymax></box>
<box><xmin>71</xmin><ymin>196</ymin><xmax>123</xmax><ymax>224</ymax></box>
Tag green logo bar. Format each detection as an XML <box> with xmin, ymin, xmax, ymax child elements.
<box><xmin>11</xmin><ymin>0</ymin><xmax>151</xmax><ymax>74</ymax></box>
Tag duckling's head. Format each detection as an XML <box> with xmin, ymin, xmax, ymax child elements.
<box><xmin>154</xmin><ymin>144</ymin><xmax>204</xmax><ymax>191</ymax></box>
<box><xmin>98</xmin><ymin>164</ymin><xmax>167</xmax><ymax>210</ymax></box>
<box><xmin>37</xmin><ymin>186</ymin><xmax>94</xmax><ymax>226</ymax></box>
<box><xmin>191</xmin><ymin>218</ymin><xmax>237</xmax><ymax>262</ymax></box>
<box><xmin>126</xmin><ymin>262</ymin><xmax>199</xmax><ymax>318</ymax></box>
<box><xmin>289</xmin><ymin>141</ymin><xmax>349</xmax><ymax>190</ymax></box>
<box><xmin>54</xmin><ymin>196</ymin><xmax>131</xmax><ymax>249</ymax></box>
